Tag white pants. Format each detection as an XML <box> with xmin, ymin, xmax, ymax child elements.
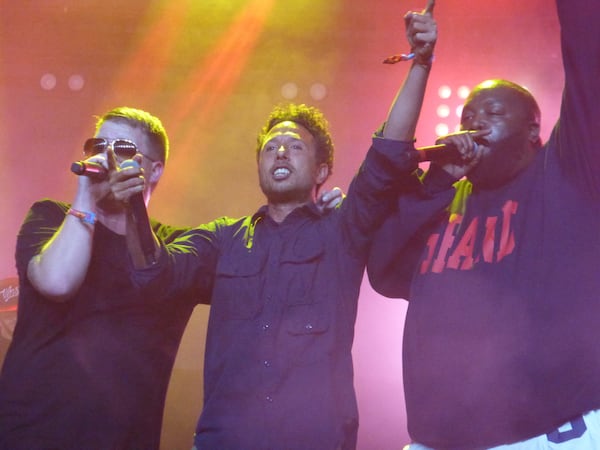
<box><xmin>407</xmin><ymin>409</ymin><xmax>600</xmax><ymax>450</ymax></box>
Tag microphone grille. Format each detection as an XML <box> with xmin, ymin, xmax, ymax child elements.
<box><xmin>120</xmin><ymin>159</ymin><xmax>141</xmax><ymax>170</ymax></box>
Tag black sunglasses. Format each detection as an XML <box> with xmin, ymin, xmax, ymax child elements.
<box><xmin>83</xmin><ymin>138</ymin><xmax>157</xmax><ymax>161</ymax></box>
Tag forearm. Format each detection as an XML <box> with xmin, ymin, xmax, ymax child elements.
<box><xmin>383</xmin><ymin>5</ymin><xmax>436</xmax><ymax>141</ymax></box>
<box><xmin>129</xmin><ymin>225</ymin><xmax>219</xmax><ymax>303</ymax></box>
<box><xmin>382</xmin><ymin>61</ymin><xmax>431</xmax><ymax>141</ymax></box>
<box><xmin>341</xmin><ymin>139</ymin><xmax>420</xmax><ymax>256</ymax></box>
<box><xmin>555</xmin><ymin>0</ymin><xmax>600</xmax><ymax>195</ymax></box>
<box><xmin>367</xmin><ymin>187</ymin><xmax>452</xmax><ymax>298</ymax></box>
<box><xmin>27</xmin><ymin>193</ymin><xmax>96</xmax><ymax>302</ymax></box>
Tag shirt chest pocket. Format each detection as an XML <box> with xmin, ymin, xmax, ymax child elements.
<box><xmin>279</xmin><ymin>233</ymin><xmax>326</xmax><ymax>306</ymax></box>
<box><xmin>280</xmin><ymin>231</ymin><xmax>333</xmax><ymax>365</ymax></box>
<box><xmin>212</xmin><ymin>247</ymin><xmax>267</xmax><ymax>321</ymax></box>
<box><xmin>284</xmin><ymin>302</ymin><xmax>332</xmax><ymax>366</ymax></box>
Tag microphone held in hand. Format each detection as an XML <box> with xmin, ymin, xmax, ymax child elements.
<box><xmin>71</xmin><ymin>161</ymin><xmax>108</xmax><ymax>180</ymax></box>
<box><xmin>120</xmin><ymin>159</ymin><xmax>156</xmax><ymax>265</ymax></box>
<box><xmin>415</xmin><ymin>142</ymin><xmax>476</xmax><ymax>163</ymax></box>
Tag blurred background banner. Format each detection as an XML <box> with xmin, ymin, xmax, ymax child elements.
<box><xmin>0</xmin><ymin>277</ymin><xmax>18</xmax><ymax>366</ymax></box>
<box><xmin>0</xmin><ymin>1</ymin><xmax>561</xmax><ymax>448</ymax></box>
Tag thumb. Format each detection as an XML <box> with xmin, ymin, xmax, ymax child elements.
<box><xmin>106</xmin><ymin>148</ymin><xmax>118</xmax><ymax>172</ymax></box>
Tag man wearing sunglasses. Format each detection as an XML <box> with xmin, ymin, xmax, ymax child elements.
<box><xmin>0</xmin><ymin>107</ymin><xmax>197</xmax><ymax>450</ymax></box>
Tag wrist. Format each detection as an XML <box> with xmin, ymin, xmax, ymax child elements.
<box><xmin>412</xmin><ymin>53</ymin><xmax>434</xmax><ymax>70</ymax></box>
<box><xmin>412</xmin><ymin>41</ymin><xmax>435</xmax><ymax>69</ymax></box>
<box><xmin>67</xmin><ymin>207</ymin><xmax>97</xmax><ymax>226</ymax></box>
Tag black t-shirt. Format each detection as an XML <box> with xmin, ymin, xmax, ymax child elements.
<box><xmin>0</xmin><ymin>199</ymin><xmax>196</xmax><ymax>450</ymax></box>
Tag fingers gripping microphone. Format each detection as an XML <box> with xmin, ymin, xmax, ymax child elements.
<box><xmin>120</xmin><ymin>160</ymin><xmax>156</xmax><ymax>264</ymax></box>
<box><xmin>71</xmin><ymin>161</ymin><xmax>108</xmax><ymax>180</ymax></box>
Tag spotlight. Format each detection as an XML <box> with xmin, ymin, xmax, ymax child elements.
<box><xmin>436</xmin><ymin>104</ymin><xmax>450</xmax><ymax>118</ymax></box>
<box><xmin>68</xmin><ymin>74</ymin><xmax>85</xmax><ymax>91</ymax></box>
<box><xmin>456</xmin><ymin>104</ymin><xmax>464</xmax><ymax>118</ymax></box>
<box><xmin>310</xmin><ymin>83</ymin><xmax>327</xmax><ymax>101</ymax></box>
<box><xmin>281</xmin><ymin>82</ymin><xmax>298</xmax><ymax>99</ymax></box>
<box><xmin>438</xmin><ymin>85</ymin><xmax>452</xmax><ymax>99</ymax></box>
<box><xmin>40</xmin><ymin>73</ymin><xmax>57</xmax><ymax>91</ymax></box>
<box><xmin>435</xmin><ymin>123</ymin><xmax>449</xmax><ymax>137</ymax></box>
<box><xmin>457</xmin><ymin>85</ymin><xmax>470</xmax><ymax>99</ymax></box>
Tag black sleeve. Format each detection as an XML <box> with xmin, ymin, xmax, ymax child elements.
<box><xmin>367</xmin><ymin>185</ymin><xmax>454</xmax><ymax>299</ymax></box>
<box><xmin>553</xmin><ymin>0</ymin><xmax>600</xmax><ymax>196</ymax></box>
<box><xmin>151</xmin><ymin>220</ymin><xmax>191</xmax><ymax>244</ymax></box>
<box><xmin>15</xmin><ymin>199</ymin><xmax>68</xmax><ymax>280</ymax></box>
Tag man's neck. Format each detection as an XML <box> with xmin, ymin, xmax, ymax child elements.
<box><xmin>267</xmin><ymin>200</ymin><xmax>312</xmax><ymax>224</ymax></box>
<box><xmin>96</xmin><ymin>209</ymin><xmax>128</xmax><ymax>235</ymax></box>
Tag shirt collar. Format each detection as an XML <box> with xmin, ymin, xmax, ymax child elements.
<box><xmin>252</xmin><ymin>202</ymin><xmax>323</xmax><ymax>225</ymax></box>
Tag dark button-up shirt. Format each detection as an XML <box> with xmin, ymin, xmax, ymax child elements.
<box><xmin>133</xmin><ymin>137</ymin><xmax>417</xmax><ymax>450</ymax></box>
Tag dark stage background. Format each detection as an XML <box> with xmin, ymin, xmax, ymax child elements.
<box><xmin>0</xmin><ymin>0</ymin><xmax>561</xmax><ymax>448</ymax></box>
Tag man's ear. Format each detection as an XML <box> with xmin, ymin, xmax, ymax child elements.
<box><xmin>316</xmin><ymin>163</ymin><xmax>329</xmax><ymax>185</ymax></box>
<box><xmin>148</xmin><ymin>161</ymin><xmax>164</xmax><ymax>186</ymax></box>
<box><xmin>528</xmin><ymin>121</ymin><xmax>541</xmax><ymax>146</ymax></box>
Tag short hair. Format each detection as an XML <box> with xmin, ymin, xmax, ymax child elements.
<box><xmin>95</xmin><ymin>106</ymin><xmax>169</xmax><ymax>164</ymax></box>
<box><xmin>256</xmin><ymin>103</ymin><xmax>334</xmax><ymax>175</ymax></box>
<box><xmin>471</xmin><ymin>79</ymin><xmax>541</xmax><ymax>123</ymax></box>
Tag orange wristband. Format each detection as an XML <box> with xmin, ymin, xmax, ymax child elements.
<box><xmin>67</xmin><ymin>208</ymin><xmax>97</xmax><ymax>225</ymax></box>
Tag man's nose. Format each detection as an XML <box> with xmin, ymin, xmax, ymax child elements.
<box><xmin>276</xmin><ymin>145</ymin><xmax>288</xmax><ymax>157</ymax></box>
<box><xmin>469</xmin><ymin>113</ymin><xmax>488</xmax><ymax>130</ymax></box>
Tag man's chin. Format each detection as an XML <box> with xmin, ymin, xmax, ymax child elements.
<box><xmin>263</xmin><ymin>187</ymin><xmax>312</xmax><ymax>206</ymax></box>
